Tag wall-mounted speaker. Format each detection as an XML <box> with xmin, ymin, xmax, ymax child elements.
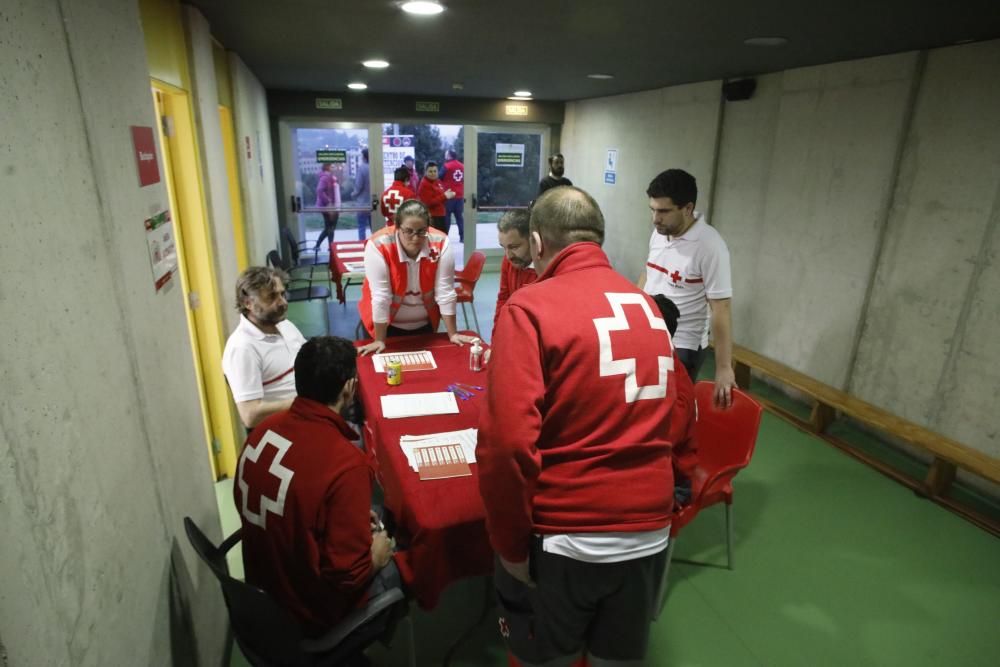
<box><xmin>722</xmin><ymin>78</ymin><xmax>757</xmax><ymax>102</ymax></box>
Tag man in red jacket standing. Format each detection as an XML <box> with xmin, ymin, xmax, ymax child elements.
<box><xmin>492</xmin><ymin>209</ymin><xmax>537</xmax><ymax>335</ymax></box>
<box><xmin>441</xmin><ymin>149</ymin><xmax>466</xmax><ymax>242</ymax></box>
<box><xmin>379</xmin><ymin>166</ymin><xmax>416</xmax><ymax>226</ymax></box>
<box><xmin>478</xmin><ymin>186</ymin><xmax>687</xmax><ymax>666</ymax></box>
<box><xmin>416</xmin><ymin>161</ymin><xmax>455</xmax><ymax>235</ymax></box>
<box><xmin>234</xmin><ymin>336</ymin><xmax>401</xmax><ymax>637</ymax></box>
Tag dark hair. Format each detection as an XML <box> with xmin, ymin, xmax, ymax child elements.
<box><xmin>294</xmin><ymin>336</ymin><xmax>357</xmax><ymax>404</ymax></box>
<box><xmin>403</xmin><ymin>155</ymin><xmax>414</xmax><ymax>163</ymax></box>
<box><xmin>361</xmin><ymin>147</ymin><xmax>369</xmax><ymax>160</ymax></box>
<box><xmin>497</xmin><ymin>209</ymin><xmax>530</xmax><ymax>237</ymax></box>
<box><xmin>424</xmin><ymin>161</ymin><xmax>438</xmax><ymax>171</ymax></box>
<box><xmin>548</xmin><ymin>153</ymin><xmax>564</xmax><ymax>164</ymax></box>
<box><xmin>446</xmin><ymin>149</ymin><xmax>457</xmax><ymax>160</ymax></box>
<box><xmin>395</xmin><ymin>199</ymin><xmax>431</xmax><ymax>226</ymax></box>
<box><xmin>393</xmin><ymin>166</ymin><xmax>410</xmax><ymax>182</ymax></box>
<box><xmin>652</xmin><ymin>294</ymin><xmax>680</xmax><ymax>337</ymax></box>
<box><xmin>529</xmin><ymin>186</ymin><xmax>604</xmax><ymax>250</ymax></box>
<box><xmin>235</xmin><ymin>266</ymin><xmax>288</xmax><ymax>315</ymax></box>
<box><xmin>646</xmin><ymin>169</ymin><xmax>697</xmax><ymax>207</ymax></box>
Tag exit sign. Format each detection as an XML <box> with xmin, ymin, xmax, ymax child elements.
<box><xmin>316</xmin><ymin>149</ymin><xmax>347</xmax><ymax>164</ymax></box>
<box><xmin>505</xmin><ymin>103</ymin><xmax>529</xmax><ymax>116</ymax></box>
<box><xmin>415</xmin><ymin>100</ymin><xmax>440</xmax><ymax>113</ymax></box>
<box><xmin>315</xmin><ymin>97</ymin><xmax>343</xmax><ymax>110</ymax></box>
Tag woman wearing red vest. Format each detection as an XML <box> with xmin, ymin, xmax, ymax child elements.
<box><xmin>358</xmin><ymin>199</ymin><xmax>478</xmax><ymax>356</ymax></box>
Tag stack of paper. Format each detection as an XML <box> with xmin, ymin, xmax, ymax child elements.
<box><xmin>400</xmin><ymin>428</ymin><xmax>478</xmax><ymax>471</ymax></box>
<box><xmin>372</xmin><ymin>350</ymin><xmax>437</xmax><ymax>372</ymax></box>
<box><xmin>343</xmin><ymin>261</ymin><xmax>366</xmax><ymax>273</ymax></box>
<box><xmin>337</xmin><ymin>251</ymin><xmax>365</xmax><ymax>259</ymax></box>
<box><xmin>380</xmin><ymin>392</ymin><xmax>459</xmax><ymax>419</ymax></box>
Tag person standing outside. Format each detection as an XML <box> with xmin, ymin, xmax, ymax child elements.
<box><xmin>357</xmin><ymin>199</ymin><xmax>476</xmax><ymax>356</ymax></box>
<box><xmin>379</xmin><ymin>166</ymin><xmax>417</xmax><ymax>226</ymax></box>
<box><xmin>222</xmin><ymin>267</ymin><xmax>307</xmax><ymax>429</ymax></box>
<box><xmin>441</xmin><ymin>149</ymin><xmax>466</xmax><ymax>242</ymax></box>
<box><xmin>351</xmin><ymin>148</ymin><xmax>372</xmax><ymax>240</ymax></box>
<box><xmin>314</xmin><ymin>162</ymin><xmax>341</xmax><ymax>252</ymax></box>
<box><xmin>417</xmin><ymin>161</ymin><xmax>456</xmax><ymax>235</ymax></box>
<box><xmin>478</xmin><ymin>186</ymin><xmax>686</xmax><ymax>667</ymax></box>
<box><xmin>402</xmin><ymin>155</ymin><xmax>420</xmax><ymax>192</ymax></box>
<box><xmin>639</xmin><ymin>168</ymin><xmax>736</xmax><ymax>407</ymax></box>
<box><xmin>537</xmin><ymin>153</ymin><xmax>572</xmax><ymax>195</ymax></box>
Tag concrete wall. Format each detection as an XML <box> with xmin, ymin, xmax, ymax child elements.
<box><xmin>0</xmin><ymin>0</ymin><xmax>226</xmax><ymax>665</ymax></box>
<box><xmin>561</xmin><ymin>82</ymin><xmax>721</xmax><ymax>280</ymax></box>
<box><xmin>230</xmin><ymin>53</ymin><xmax>281</xmax><ymax>265</ymax></box>
<box><xmin>183</xmin><ymin>5</ymin><xmax>240</xmax><ymax>333</ymax></box>
<box><xmin>561</xmin><ymin>40</ymin><xmax>1000</xmax><ymax>468</ymax></box>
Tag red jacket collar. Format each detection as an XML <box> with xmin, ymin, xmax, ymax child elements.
<box><xmin>536</xmin><ymin>242</ymin><xmax>610</xmax><ymax>282</ymax></box>
<box><xmin>289</xmin><ymin>397</ymin><xmax>359</xmax><ymax>441</ymax></box>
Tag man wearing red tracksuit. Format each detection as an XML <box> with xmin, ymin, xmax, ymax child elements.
<box><xmin>478</xmin><ymin>187</ymin><xmax>690</xmax><ymax>666</ymax></box>
<box><xmin>234</xmin><ymin>337</ymin><xmax>401</xmax><ymax>637</ymax></box>
<box><xmin>441</xmin><ymin>150</ymin><xmax>466</xmax><ymax>242</ymax></box>
<box><xmin>379</xmin><ymin>166</ymin><xmax>417</xmax><ymax>226</ymax></box>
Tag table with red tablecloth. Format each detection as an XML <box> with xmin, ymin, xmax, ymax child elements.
<box><xmin>355</xmin><ymin>332</ymin><xmax>495</xmax><ymax>609</ymax></box>
<box><xmin>328</xmin><ymin>241</ymin><xmax>367</xmax><ymax>303</ymax></box>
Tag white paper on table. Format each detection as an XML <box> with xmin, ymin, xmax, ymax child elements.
<box><xmin>337</xmin><ymin>251</ymin><xmax>366</xmax><ymax>259</ymax></box>
<box><xmin>343</xmin><ymin>261</ymin><xmax>366</xmax><ymax>273</ymax></box>
<box><xmin>372</xmin><ymin>350</ymin><xmax>437</xmax><ymax>372</ymax></box>
<box><xmin>380</xmin><ymin>392</ymin><xmax>459</xmax><ymax>419</ymax></box>
<box><xmin>399</xmin><ymin>428</ymin><xmax>478</xmax><ymax>471</ymax></box>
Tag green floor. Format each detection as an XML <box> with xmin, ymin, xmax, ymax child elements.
<box><xmin>220</xmin><ymin>270</ymin><xmax>1000</xmax><ymax>666</ymax></box>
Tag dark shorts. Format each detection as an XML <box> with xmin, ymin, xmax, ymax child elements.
<box><xmin>675</xmin><ymin>346</ymin><xmax>707</xmax><ymax>381</ymax></box>
<box><xmin>494</xmin><ymin>539</ymin><xmax>668</xmax><ymax>665</ymax></box>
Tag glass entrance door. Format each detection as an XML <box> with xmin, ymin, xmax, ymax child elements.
<box><xmin>469</xmin><ymin>127</ymin><xmax>549</xmax><ymax>258</ymax></box>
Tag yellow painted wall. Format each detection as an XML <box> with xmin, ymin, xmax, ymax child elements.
<box><xmin>220</xmin><ymin>105</ymin><xmax>250</xmax><ymax>271</ymax></box>
<box><xmin>138</xmin><ymin>0</ymin><xmax>190</xmax><ymax>90</ymax></box>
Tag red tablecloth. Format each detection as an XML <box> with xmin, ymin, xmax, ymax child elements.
<box><xmin>328</xmin><ymin>241</ymin><xmax>367</xmax><ymax>303</ymax></box>
<box><xmin>356</xmin><ymin>333</ymin><xmax>494</xmax><ymax>609</ymax></box>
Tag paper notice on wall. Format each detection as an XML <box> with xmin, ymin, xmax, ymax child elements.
<box><xmin>382</xmin><ymin>135</ymin><xmax>416</xmax><ymax>189</ymax></box>
<box><xmin>145</xmin><ymin>210</ymin><xmax>178</xmax><ymax>292</ymax></box>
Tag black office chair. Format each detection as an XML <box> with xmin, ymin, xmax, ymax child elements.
<box><xmin>266</xmin><ymin>250</ymin><xmax>332</xmax><ymax>304</ymax></box>
<box><xmin>183</xmin><ymin>517</ymin><xmax>415</xmax><ymax>667</ymax></box>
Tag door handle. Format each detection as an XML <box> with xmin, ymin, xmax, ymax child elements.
<box><xmin>290</xmin><ymin>195</ymin><xmax>297</xmax><ymax>212</ymax></box>
<box><xmin>471</xmin><ymin>193</ymin><xmax>478</xmax><ymax>210</ymax></box>
<box><xmin>371</xmin><ymin>196</ymin><xmax>378</xmax><ymax>212</ymax></box>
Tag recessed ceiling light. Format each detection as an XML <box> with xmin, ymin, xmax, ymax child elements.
<box><xmin>348</xmin><ymin>82</ymin><xmax>368</xmax><ymax>90</ymax></box>
<box><xmin>452</xmin><ymin>83</ymin><xmax>464</xmax><ymax>90</ymax></box>
<box><xmin>513</xmin><ymin>90</ymin><xmax>532</xmax><ymax>97</ymax></box>
<box><xmin>587</xmin><ymin>73</ymin><xmax>614</xmax><ymax>80</ymax></box>
<box><xmin>362</xmin><ymin>59</ymin><xmax>390</xmax><ymax>69</ymax></box>
<box><xmin>401</xmin><ymin>1</ymin><xmax>445</xmax><ymax>15</ymax></box>
<box><xmin>743</xmin><ymin>36</ymin><xmax>789</xmax><ymax>47</ymax></box>
<box><xmin>507</xmin><ymin>96</ymin><xmax>532</xmax><ymax>101</ymax></box>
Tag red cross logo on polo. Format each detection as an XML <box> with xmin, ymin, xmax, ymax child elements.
<box><xmin>498</xmin><ymin>617</ymin><xmax>510</xmax><ymax>638</ymax></box>
<box><xmin>452</xmin><ymin>169</ymin><xmax>464</xmax><ymax>182</ymax></box>
<box><xmin>237</xmin><ymin>430</ymin><xmax>295</xmax><ymax>529</ymax></box>
<box><xmin>593</xmin><ymin>293</ymin><xmax>672</xmax><ymax>403</ymax></box>
<box><xmin>383</xmin><ymin>190</ymin><xmax>405</xmax><ymax>214</ymax></box>
<box><xmin>670</xmin><ymin>270</ymin><xmax>682</xmax><ymax>283</ymax></box>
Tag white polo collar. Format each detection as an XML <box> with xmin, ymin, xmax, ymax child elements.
<box><xmin>237</xmin><ymin>313</ymin><xmax>283</xmax><ymax>340</ymax></box>
<box><xmin>395</xmin><ymin>233</ymin><xmax>432</xmax><ymax>264</ymax></box>
<box><xmin>670</xmin><ymin>212</ymin><xmax>705</xmax><ymax>241</ymax></box>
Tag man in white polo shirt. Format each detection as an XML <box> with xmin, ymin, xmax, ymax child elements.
<box><xmin>223</xmin><ymin>266</ymin><xmax>307</xmax><ymax>429</ymax></box>
<box><xmin>639</xmin><ymin>168</ymin><xmax>737</xmax><ymax>408</ymax></box>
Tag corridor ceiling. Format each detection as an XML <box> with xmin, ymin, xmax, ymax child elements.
<box><xmin>187</xmin><ymin>0</ymin><xmax>1000</xmax><ymax>100</ymax></box>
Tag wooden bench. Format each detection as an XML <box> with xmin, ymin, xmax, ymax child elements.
<box><xmin>728</xmin><ymin>343</ymin><xmax>1000</xmax><ymax>535</ymax></box>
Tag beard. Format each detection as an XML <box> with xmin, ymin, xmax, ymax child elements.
<box><xmin>551</xmin><ymin>166</ymin><xmax>564</xmax><ymax>177</ymax></box>
<box><xmin>510</xmin><ymin>255</ymin><xmax>531</xmax><ymax>268</ymax></box>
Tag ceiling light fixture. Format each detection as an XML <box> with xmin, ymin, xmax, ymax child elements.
<box><xmin>743</xmin><ymin>36</ymin><xmax>789</xmax><ymax>47</ymax></box>
<box><xmin>507</xmin><ymin>96</ymin><xmax>532</xmax><ymax>101</ymax></box>
<box><xmin>401</xmin><ymin>1</ymin><xmax>445</xmax><ymax>15</ymax></box>
<box><xmin>362</xmin><ymin>59</ymin><xmax>390</xmax><ymax>69</ymax></box>
<box><xmin>587</xmin><ymin>73</ymin><xmax>614</xmax><ymax>79</ymax></box>
<box><xmin>513</xmin><ymin>90</ymin><xmax>532</xmax><ymax>97</ymax></box>
<box><xmin>348</xmin><ymin>82</ymin><xmax>368</xmax><ymax>90</ymax></box>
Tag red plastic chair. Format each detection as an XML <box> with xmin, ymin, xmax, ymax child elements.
<box><xmin>455</xmin><ymin>251</ymin><xmax>486</xmax><ymax>335</ymax></box>
<box><xmin>655</xmin><ymin>381</ymin><xmax>763</xmax><ymax>617</ymax></box>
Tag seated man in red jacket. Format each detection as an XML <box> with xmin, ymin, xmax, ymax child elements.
<box><xmin>493</xmin><ymin>209</ymin><xmax>538</xmax><ymax>335</ymax></box>
<box><xmin>478</xmin><ymin>186</ymin><xmax>691</xmax><ymax>667</ymax></box>
<box><xmin>233</xmin><ymin>336</ymin><xmax>401</xmax><ymax>637</ymax></box>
